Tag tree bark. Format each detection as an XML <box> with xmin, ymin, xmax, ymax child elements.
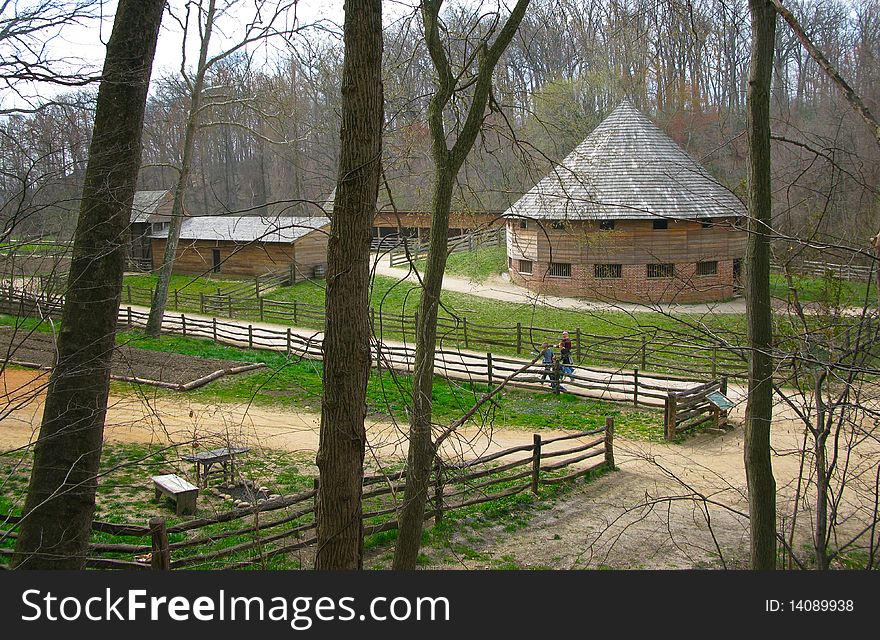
<box><xmin>145</xmin><ymin>0</ymin><xmax>216</xmax><ymax>337</ymax></box>
<box><xmin>393</xmin><ymin>0</ymin><xmax>530</xmax><ymax>571</ymax></box>
<box><xmin>314</xmin><ymin>0</ymin><xmax>383</xmax><ymax>570</ymax></box>
<box><xmin>12</xmin><ymin>0</ymin><xmax>164</xmax><ymax>569</ymax></box>
<box><xmin>744</xmin><ymin>0</ymin><xmax>778</xmax><ymax>571</ymax></box>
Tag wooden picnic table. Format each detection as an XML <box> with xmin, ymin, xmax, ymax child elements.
<box><xmin>183</xmin><ymin>446</ymin><xmax>250</xmax><ymax>488</ymax></box>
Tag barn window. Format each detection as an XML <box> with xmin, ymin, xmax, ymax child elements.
<box><xmin>508</xmin><ymin>257</ymin><xmax>513</xmax><ymax>269</ymax></box>
<box><xmin>519</xmin><ymin>219</ymin><xmax>529</xmax><ymax>229</ymax></box>
<box><xmin>652</xmin><ymin>219</ymin><xmax>668</xmax><ymax>230</ymax></box>
<box><xmin>647</xmin><ymin>263</ymin><xmax>674</xmax><ymax>279</ymax></box>
<box><xmin>548</xmin><ymin>262</ymin><xmax>571</xmax><ymax>278</ymax></box>
<box><xmin>696</xmin><ymin>260</ymin><xmax>718</xmax><ymax>276</ymax></box>
<box><xmin>594</xmin><ymin>264</ymin><xmax>622</xmax><ymax>279</ymax></box>
<box><xmin>212</xmin><ymin>248</ymin><xmax>221</xmax><ymax>273</ymax></box>
<box><xmin>518</xmin><ymin>259</ymin><xmax>533</xmax><ymax>274</ymax></box>
<box><xmin>599</xmin><ymin>220</ymin><xmax>615</xmax><ymax>230</ymax></box>
<box><xmin>551</xmin><ymin>220</ymin><xmax>566</xmax><ymax>230</ymax></box>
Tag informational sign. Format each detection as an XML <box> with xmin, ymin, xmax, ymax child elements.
<box><xmin>706</xmin><ymin>391</ymin><xmax>734</xmax><ymax>410</ymax></box>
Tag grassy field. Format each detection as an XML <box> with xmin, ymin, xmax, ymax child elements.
<box><xmin>270</xmin><ymin>274</ymin><xmax>746</xmax><ymax>338</ymax></box>
<box><xmin>769</xmin><ymin>272</ymin><xmax>876</xmax><ymax>307</ymax></box>
<box><xmin>414</xmin><ymin>244</ymin><xmax>508</xmax><ymax>283</ymax></box>
<box><xmin>0</xmin><ymin>316</ymin><xmax>666</xmax><ymax>441</ymax></box>
<box><xmin>118</xmin><ymin>331</ymin><xmax>664</xmax><ymax>442</ymax></box>
<box><xmin>123</xmin><ymin>273</ymin><xmax>243</xmax><ymax>296</ymax></box>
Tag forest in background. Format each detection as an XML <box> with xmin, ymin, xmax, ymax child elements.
<box><xmin>1</xmin><ymin>0</ymin><xmax>878</xmax><ymax>260</ymax></box>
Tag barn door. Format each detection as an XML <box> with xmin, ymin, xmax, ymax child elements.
<box><xmin>212</xmin><ymin>248</ymin><xmax>221</xmax><ymax>273</ymax></box>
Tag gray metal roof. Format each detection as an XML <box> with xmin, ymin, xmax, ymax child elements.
<box><xmin>505</xmin><ymin>101</ymin><xmax>747</xmax><ymax>221</ymax></box>
<box><xmin>130</xmin><ymin>190</ymin><xmax>171</xmax><ymax>223</ymax></box>
<box><xmin>152</xmin><ymin>215</ymin><xmax>329</xmax><ymax>243</ymax></box>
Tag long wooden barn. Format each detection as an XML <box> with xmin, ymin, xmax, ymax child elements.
<box><xmin>151</xmin><ymin>215</ymin><xmax>329</xmax><ymax>280</ymax></box>
<box><xmin>504</xmin><ymin>102</ymin><xmax>747</xmax><ymax>303</ymax></box>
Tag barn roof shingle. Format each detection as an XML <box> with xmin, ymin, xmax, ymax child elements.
<box><xmin>504</xmin><ymin>102</ymin><xmax>746</xmax><ymax>221</ymax></box>
<box><xmin>151</xmin><ymin>215</ymin><xmax>329</xmax><ymax>243</ymax></box>
<box><xmin>130</xmin><ymin>190</ymin><xmax>171</xmax><ymax>223</ymax></box>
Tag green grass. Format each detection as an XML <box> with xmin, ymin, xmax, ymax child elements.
<box><xmin>770</xmin><ymin>272</ymin><xmax>876</xmax><ymax>307</ymax></box>
<box><xmin>415</xmin><ymin>245</ymin><xmax>508</xmax><ymax>283</ymax></box>
<box><xmin>112</xmin><ymin>330</ymin><xmax>665</xmax><ymax>441</ymax></box>
<box><xmin>0</xmin><ymin>316</ymin><xmax>665</xmax><ymax>439</ymax></box>
<box><xmin>0</xmin><ymin>441</ymin><xmax>315</xmax><ymax>569</ymax></box>
<box><xmin>123</xmin><ymin>273</ymin><xmax>243</xmax><ymax>296</ymax></box>
<box><xmin>273</xmin><ymin>274</ymin><xmax>746</xmax><ymax>338</ymax></box>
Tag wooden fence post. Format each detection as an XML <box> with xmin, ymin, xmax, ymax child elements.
<box><xmin>200</xmin><ymin>293</ymin><xmax>205</xmax><ymax>314</ymax></box>
<box><xmin>127</xmin><ymin>306</ymin><xmax>132</xmax><ymax>328</ymax></box>
<box><xmin>434</xmin><ymin>460</ymin><xmax>444</xmax><ymax>526</ymax></box>
<box><xmin>463</xmin><ymin>317</ymin><xmax>469</xmax><ymax>348</ymax></box>
<box><xmin>259</xmin><ymin>297</ymin><xmax>264</xmax><ymax>322</ymax></box>
<box><xmin>604</xmin><ymin>415</ymin><xmax>615</xmax><ymax>469</ymax></box>
<box><xmin>228</xmin><ymin>296</ymin><xmax>233</xmax><ymax>318</ymax></box>
<box><xmin>286</xmin><ymin>328</ymin><xmax>292</xmax><ymax>356</ymax></box>
<box><xmin>486</xmin><ymin>352</ymin><xmax>493</xmax><ymax>385</ymax></box>
<box><xmin>254</xmin><ymin>277</ymin><xmax>260</xmax><ymax>298</ymax></box>
<box><xmin>174</xmin><ymin>289</ymin><xmax>179</xmax><ymax>309</ymax></box>
<box><xmin>181</xmin><ymin>314</ymin><xmax>186</xmax><ymax>337</ymax></box>
<box><xmin>292</xmin><ymin>300</ymin><xmax>298</xmax><ymax>325</ymax></box>
<box><xmin>212</xmin><ymin>317</ymin><xmax>217</xmax><ymax>343</ymax></box>
<box><xmin>248</xmin><ymin>324</ymin><xmax>253</xmax><ymax>349</ymax></box>
<box><xmin>149</xmin><ymin>517</ymin><xmax>170</xmax><ymax>570</ymax></box>
<box><xmin>721</xmin><ymin>375</ymin><xmax>728</xmax><ymax>396</ymax></box>
<box><xmin>127</xmin><ymin>284</ymin><xmax>132</xmax><ymax>304</ymax></box>
<box><xmin>665</xmin><ymin>392</ymin><xmax>678</xmax><ymax>440</ymax></box>
<box><xmin>531</xmin><ymin>434</ymin><xmax>542</xmax><ymax>494</ymax></box>
<box><xmin>633</xmin><ymin>368</ymin><xmax>639</xmax><ymax>406</ymax></box>
<box><xmin>641</xmin><ymin>336</ymin><xmax>647</xmax><ymax>369</ymax></box>
<box><xmin>575</xmin><ymin>327</ymin><xmax>582</xmax><ymax>362</ymax></box>
<box><xmin>516</xmin><ymin>322</ymin><xmax>522</xmax><ymax>354</ymax></box>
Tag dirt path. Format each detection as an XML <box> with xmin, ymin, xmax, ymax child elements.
<box><xmin>0</xmin><ymin>368</ymin><xmax>576</xmax><ymax>462</ymax></box>
<box><xmin>3</xmin><ymin>368</ymin><xmax>875</xmax><ymax>570</ymax></box>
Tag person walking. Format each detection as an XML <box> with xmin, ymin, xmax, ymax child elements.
<box><xmin>559</xmin><ymin>330</ymin><xmax>574</xmax><ymax>380</ymax></box>
<box><xmin>538</xmin><ymin>341</ymin><xmax>554</xmax><ymax>384</ymax></box>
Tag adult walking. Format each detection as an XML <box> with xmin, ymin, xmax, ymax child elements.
<box><xmin>559</xmin><ymin>330</ymin><xmax>574</xmax><ymax>380</ymax></box>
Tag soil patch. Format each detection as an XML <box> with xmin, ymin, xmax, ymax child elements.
<box><xmin>0</xmin><ymin>327</ymin><xmax>255</xmax><ymax>386</ymax></box>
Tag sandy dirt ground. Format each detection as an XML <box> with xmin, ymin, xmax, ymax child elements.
<box><xmin>2</xmin><ymin>367</ymin><xmax>876</xmax><ymax>569</ymax></box>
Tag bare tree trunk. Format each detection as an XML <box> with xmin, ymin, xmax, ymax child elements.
<box><xmin>744</xmin><ymin>0</ymin><xmax>778</xmax><ymax>571</ymax></box>
<box><xmin>393</xmin><ymin>0</ymin><xmax>530</xmax><ymax>571</ymax></box>
<box><xmin>145</xmin><ymin>0</ymin><xmax>216</xmax><ymax>338</ymax></box>
<box><xmin>314</xmin><ymin>0</ymin><xmax>383</xmax><ymax>570</ymax></box>
<box><xmin>12</xmin><ymin>0</ymin><xmax>164</xmax><ymax>569</ymax></box>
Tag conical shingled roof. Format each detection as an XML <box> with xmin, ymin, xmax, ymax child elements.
<box><xmin>505</xmin><ymin>101</ymin><xmax>746</xmax><ymax>221</ymax></box>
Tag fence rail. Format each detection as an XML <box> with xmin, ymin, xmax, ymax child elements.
<box><xmin>771</xmin><ymin>258</ymin><xmax>876</xmax><ymax>282</ymax></box>
<box><xmin>389</xmin><ymin>226</ymin><xmax>505</xmax><ymax>267</ymax></box>
<box><xmin>0</xmin><ymin>287</ymin><xmax>724</xmax><ymax>408</ymax></box>
<box><xmin>0</xmin><ymin>423</ymin><xmax>614</xmax><ymax>570</ymax></box>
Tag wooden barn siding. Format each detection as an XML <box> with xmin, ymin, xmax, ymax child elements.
<box><xmin>151</xmin><ymin>230</ymin><xmax>328</xmax><ymax>279</ymax></box>
<box><xmin>289</xmin><ymin>228</ymin><xmax>329</xmax><ymax>281</ymax></box>
<box><xmin>508</xmin><ymin>219</ymin><xmax>746</xmax><ymax>264</ymax></box>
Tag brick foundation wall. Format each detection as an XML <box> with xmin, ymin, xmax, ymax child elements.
<box><xmin>509</xmin><ymin>259</ymin><xmax>736</xmax><ymax>303</ymax></box>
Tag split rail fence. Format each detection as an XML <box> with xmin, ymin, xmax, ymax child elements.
<box><xmin>0</xmin><ymin>288</ymin><xmax>724</xmax><ymax>412</ymax></box>
<box><xmin>0</xmin><ymin>422</ymin><xmax>614</xmax><ymax>570</ymax></box>
<box><xmin>389</xmin><ymin>226</ymin><xmax>505</xmax><ymax>267</ymax></box>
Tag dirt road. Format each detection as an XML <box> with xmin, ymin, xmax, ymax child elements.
<box><xmin>3</xmin><ymin>367</ymin><xmax>875</xmax><ymax>569</ymax></box>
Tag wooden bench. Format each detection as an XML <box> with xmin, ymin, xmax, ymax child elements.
<box><xmin>152</xmin><ymin>474</ymin><xmax>199</xmax><ymax>515</ymax></box>
<box><xmin>183</xmin><ymin>447</ymin><xmax>250</xmax><ymax>488</ymax></box>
